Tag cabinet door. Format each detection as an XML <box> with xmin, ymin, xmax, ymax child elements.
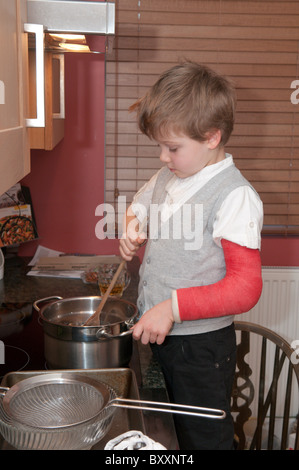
<box><xmin>29</xmin><ymin>51</ymin><xmax>65</xmax><ymax>150</ymax></box>
<box><xmin>0</xmin><ymin>0</ymin><xmax>30</xmax><ymax>195</ymax></box>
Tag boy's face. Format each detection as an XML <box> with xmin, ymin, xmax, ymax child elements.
<box><xmin>157</xmin><ymin>132</ymin><xmax>225</xmax><ymax>179</ymax></box>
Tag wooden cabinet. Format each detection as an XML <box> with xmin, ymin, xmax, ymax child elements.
<box><xmin>0</xmin><ymin>0</ymin><xmax>30</xmax><ymax>195</ymax></box>
<box><xmin>28</xmin><ymin>51</ymin><xmax>65</xmax><ymax>150</ymax></box>
<box><xmin>0</xmin><ymin>0</ymin><xmax>66</xmax><ymax>198</ymax></box>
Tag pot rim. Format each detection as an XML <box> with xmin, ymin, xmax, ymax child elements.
<box><xmin>34</xmin><ymin>295</ymin><xmax>138</xmax><ymax>329</ymax></box>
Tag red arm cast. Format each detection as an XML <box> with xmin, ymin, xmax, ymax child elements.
<box><xmin>176</xmin><ymin>239</ymin><xmax>263</xmax><ymax>321</ymax></box>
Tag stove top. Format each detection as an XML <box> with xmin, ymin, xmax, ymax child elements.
<box><xmin>0</xmin><ymin>302</ymin><xmax>45</xmax><ymax>380</ymax></box>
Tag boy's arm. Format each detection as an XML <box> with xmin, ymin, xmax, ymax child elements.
<box><xmin>173</xmin><ymin>239</ymin><xmax>263</xmax><ymax>322</ymax></box>
<box><xmin>132</xmin><ymin>239</ymin><xmax>262</xmax><ymax>345</ymax></box>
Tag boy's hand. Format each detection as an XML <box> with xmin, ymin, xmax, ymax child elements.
<box><xmin>119</xmin><ymin>229</ymin><xmax>146</xmax><ymax>261</ymax></box>
<box><xmin>132</xmin><ymin>299</ymin><xmax>174</xmax><ymax>345</ymax></box>
<box><xmin>119</xmin><ymin>209</ymin><xmax>147</xmax><ymax>261</ymax></box>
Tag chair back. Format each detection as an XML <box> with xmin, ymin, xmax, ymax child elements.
<box><xmin>232</xmin><ymin>321</ymin><xmax>299</xmax><ymax>450</ymax></box>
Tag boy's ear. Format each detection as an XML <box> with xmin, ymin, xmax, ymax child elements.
<box><xmin>206</xmin><ymin>129</ymin><xmax>222</xmax><ymax>149</ymax></box>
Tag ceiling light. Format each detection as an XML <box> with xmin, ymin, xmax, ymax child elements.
<box><xmin>59</xmin><ymin>43</ymin><xmax>90</xmax><ymax>52</ymax></box>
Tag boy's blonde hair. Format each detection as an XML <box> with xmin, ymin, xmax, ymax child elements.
<box><xmin>130</xmin><ymin>62</ymin><xmax>236</xmax><ymax>146</ymax></box>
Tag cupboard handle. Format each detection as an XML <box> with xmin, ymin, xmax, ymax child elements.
<box><xmin>52</xmin><ymin>54</ymin><xmax>65</xmax><ymax>119</ymax></box>
<box><xmin>24</xmin><ymin>23</ymin><xmax>45</xmax><ymax>128</ymax></box>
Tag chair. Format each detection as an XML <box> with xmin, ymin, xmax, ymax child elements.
<box><xmin>231</xmin><ymin>321</ymin><xmax>299</xmax><ymax>450</ymax></box>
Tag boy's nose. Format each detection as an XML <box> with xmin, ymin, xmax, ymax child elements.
<box><xmin>159</xmin><ymin>149</ymin><xmax>171</xmax><ymax>163</ymax></box>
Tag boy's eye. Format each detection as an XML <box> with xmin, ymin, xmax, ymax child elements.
<box><xmin>169</xmin><ymin>148</ymin><xmax>177</xmax><ymax>152</ymax></box>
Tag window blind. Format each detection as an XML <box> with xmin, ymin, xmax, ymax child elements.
<box><xmin>105</xmin><ymin>0</ymin><xmax>299</xmax><ymax>235</ymax></box>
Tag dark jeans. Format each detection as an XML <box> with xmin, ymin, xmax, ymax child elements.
<box><xmin>151</xmin><ymin>323</ymin><xmax>236</xmax><ymax>450</ymax></box>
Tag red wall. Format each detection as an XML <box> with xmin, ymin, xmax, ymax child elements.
<box><xmin>19</xmin><ymin>52</ymin><xmax>299</xmax><ymax>266</ymax></box>
<box><xmin>20</xmin><ymin>51</ymin><xmax>119</xmax><ymax>256</ymax></box>
<box><xmin>261</xmin><ymin>237</ymin><xmax>299</xmax><ymax>267</ymax></box>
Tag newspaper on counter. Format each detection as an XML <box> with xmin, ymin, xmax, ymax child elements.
<box><xmin>27</xmin><ymin>245</ymin><xmax>122</xmax><ymax>279</ymax></box>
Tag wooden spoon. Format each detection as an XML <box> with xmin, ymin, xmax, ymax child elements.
<box><xmin>84</xmin><ymin>217</ymin><xmax>148</xmax><ymax>327</ymax></box>
<box><xmin>83</xmin><ymin>259</ymin><xmax>126</xmax><ymax>326</ymax></box>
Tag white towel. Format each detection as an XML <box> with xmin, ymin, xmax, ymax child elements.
<box><xmin>104</xmin><ymin>430</ymin><xmax>166</xmax><ymax>450</ymax></box>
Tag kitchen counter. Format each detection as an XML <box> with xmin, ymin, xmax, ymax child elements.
<box><xmin>0</xmin><ymin>253</ymin><xmax>178</xmax><ymax>450</ymax></box>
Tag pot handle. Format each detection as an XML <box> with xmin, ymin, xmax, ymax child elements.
<box><xmin>96</xmin><ymin>327</ymin><xmax>133</xmax><ymax>340</ymax></box>
<box><xmin>33</xmin><ymin>296</ymin><xmax>63</xmax><ymax>312</ymax></box>
<box><xmin>96</xmin><ymin>316</ymin><xmax>137</xmax><ymax>340</ymax></box>
<box><xmin>0</xmin><ymin>387</ymin><xmax>9</xmax><ymax>398</ymax></box>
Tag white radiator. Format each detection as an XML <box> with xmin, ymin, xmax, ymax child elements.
<box><xmin>241</xmin><ymin>267</ymin><xmax>299</xmax><ymax>343</ymax></box>
<box><xmin>236</xmin><ymin>267</ymin><xmax>299</xmax><ymax>419</ymax></box>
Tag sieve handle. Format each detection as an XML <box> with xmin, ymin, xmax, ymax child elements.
<box><xmin>109</xmin><ymin>397</ymin><xmax>226</xmax><ymax>420</ymax></box>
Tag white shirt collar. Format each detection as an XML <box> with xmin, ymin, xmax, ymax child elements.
<box><xmin>165</xmin><ymin>154</ymin><xmax>233</xmax><ymax>200</ymax></box>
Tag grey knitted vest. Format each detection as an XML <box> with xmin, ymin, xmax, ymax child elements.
<box><xmin>137</xmin><ymin>163</ymin><xmax>255</xmax><ymax>335</ymax></box>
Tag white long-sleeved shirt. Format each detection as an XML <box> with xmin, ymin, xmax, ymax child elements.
<box><xmin>132</xmin><ymin>154</ymin><xmax>263</xmax><ymax>250</ymax></box>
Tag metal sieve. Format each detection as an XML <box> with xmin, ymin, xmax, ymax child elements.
<box><xmin>0</xmin><ymin>372</ymin><xmax>226</xmax><ymax>450</ymax></box>
<box><xmin>0</xmin><ymin>372</ymin><xmax>226</xmax><ymax>429</ymax></box>
<box><xmin>0</xmin><ymin>373</ymin><xmax>111</xmax><ymax>429</ymax></box>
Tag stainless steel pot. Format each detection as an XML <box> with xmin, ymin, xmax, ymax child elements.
<box><xmin>33</xmin><ymin>296</ymin><xmax>138</xmax><ymax>369</ymax></box>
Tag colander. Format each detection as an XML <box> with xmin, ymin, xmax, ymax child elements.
<box><xmin>0</xmin><ymin>373</ymin><xmax>226</xmax><ymax>450</ymax></box>
<box><xmin>0</xmin><ymin>373</ymin><xmax>115</xmax><ymax>450</ymax></box>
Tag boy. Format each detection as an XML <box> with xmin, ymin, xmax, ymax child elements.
<box><xmin>119</xmin><ymin>62</ymin><xmax>263</xmax><ymax>450</ymax></box>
